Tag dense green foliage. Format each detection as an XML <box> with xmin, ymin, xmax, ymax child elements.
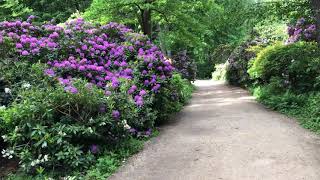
<box><xmin>0</xmin><ymin>0</ymin><xmax>92</xmax><ymax>22</ymax></box>
<box><xmin>214</xmin><ymin>0</ymin><xmax>320</xmax><ymax>138</ymax></box>
<box><xmin>249</xmin><ymin>42</ymin><xmax>320</xmax><ymax>92</ymax></box>
<box><xmin>252</xmin><ymin>86</ymin><xmax>320</xmax><ymax>133</ymax></box>
<box><xmin>84</xmin><ymin>0</ymin><xmax>255</xmax><ymax>79</ymax></box>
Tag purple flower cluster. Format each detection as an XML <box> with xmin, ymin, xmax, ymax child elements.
<box><xmin>287</xmin><ymin>18</ymin><xmax>317</xmax><ymax>43</ymax></box>
<box><xmin>0</xmin><ymin>18</ymin><xmax>175</xmax><ymax>113</ymax></box>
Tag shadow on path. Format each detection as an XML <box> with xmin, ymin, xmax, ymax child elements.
<box><xmin>110</xmin><ymin>80</ymin><xmax>320</xmax><ymax>180</ymax></box>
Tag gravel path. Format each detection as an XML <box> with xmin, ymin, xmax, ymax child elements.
<box><xmin>110</xmin><ymin>80</ymin><xmax>320</xmax><ymax>180</ymax></box>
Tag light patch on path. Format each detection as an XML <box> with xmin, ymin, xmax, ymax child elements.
<box><xmin>110</xmin><ymin>80</ymin><xmax>320</xmax><ymax>180</ymax></box>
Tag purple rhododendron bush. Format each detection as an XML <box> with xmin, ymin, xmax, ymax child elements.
<box><xmin>0</xmin><ymin>18</ymin><xmax>192</xmax><ymax>175</ymax></box>
<box><xmin>287</xmin><ymin>18</ymin><xmax>317</xmax><ymax>43</ymax></box>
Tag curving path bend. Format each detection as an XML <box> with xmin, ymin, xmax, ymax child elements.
<box><xmin>110</xmin><ymin>80</ymin><xmax>320</xmax><ymax>180</ymax></box>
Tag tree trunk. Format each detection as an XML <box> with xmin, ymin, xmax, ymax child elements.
<box><xmin>311</xmin><ymin>0</ymin><xmax>320</xmax><ymax>46</ymax></box>
<box><xmin>138</xmin><ymin>0</ymin><xmax>154</xmax><ymax>38</ymax></box>
<box><xmin>141</xmin><ymin>8</ymin><xmax>152</xmax><ymax>38</ymax></box>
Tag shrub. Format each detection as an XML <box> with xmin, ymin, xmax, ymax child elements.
<box><xmin>153</xmin><ymin>73</ymin><xmax>194</xmax><ymax>123</ymax></box>
<box><xmin>224</xmin><ymin>20</ymin><xmax>288</xmax><ymax>87</ymax></box>
<box><xmin>172</xmin><ymin>51</ymin><xmax>197</xmax><ymax>81</ymax></box>
<box><xmin>300</xmin><ymin>93</ymin><xmax>320</xmax><ymax>131</ymax></box>
<box><xmin>212</xmin><ymin>63</ymin><xmax>227</xmax><ymax>81</ymax></box>
<box><xmin>196</xmin><ymin>61</ymin><xmax>214</xmax><ymax>80</ymax></box>
<box><xmin>254</xmin><ymin>20</ymin><xmax>288</xmax><ymax>43</ymax></box>
<box><xmin>287</xmin><ymin>18</ymin><xmax>317</xmax><ymax>43</ymax></box>
<box><xmin>252</xmin><ymin>81</ymin><xmax>306</xmax><ymax>111</ymax></box>
<box><xmin>252</xmin><ymin>84</ymin><xmax>320</xmax><ymax>133</ymax></box>
<box><xmin>225</xmin><ymin>39</ymin><xmax>262</xmax><ymax>86</ymax></box>
<box><xmin>248</xmin><ymin>42</ymin><xmax>320</xmax><ymax>92</ymax></box>
<box><xmin>0</xmin><ymin>18</ymin><xmax>192</xmax><ymax>176</ymax></box>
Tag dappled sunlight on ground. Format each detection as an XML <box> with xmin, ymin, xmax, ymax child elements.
<box><xmin>111</xmin><ymin>80</ymin><xmax>320</xmax><ymax>180</ymax></box>
<box><xmin>189</xmin><ymin>80</ymin><xmax>256</xmax><ymax>108</ymax></box>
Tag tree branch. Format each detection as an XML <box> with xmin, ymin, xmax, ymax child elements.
<box><xmin>151</xmin><ymin>8</ymin><xmax>169</xmax><ymax>23</ymax></box>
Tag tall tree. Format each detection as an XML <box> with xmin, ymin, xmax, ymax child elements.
<box><xmin>85</xmin><ymin>0</ymin><xmax>181</xmax><ymax>38</ymax></box>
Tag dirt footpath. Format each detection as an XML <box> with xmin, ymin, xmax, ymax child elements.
<box><xmin>110</xmin><ymin>80</ymin><xmax>320</xmax><ymax>180</ymax></box>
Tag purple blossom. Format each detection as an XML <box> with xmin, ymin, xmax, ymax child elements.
<box><xmin>99</xmin><ymin>105</ymin><xmax>106</xmax><ymax>113</ymax></box>
<box><xmin>27</xmin><ymin>15</ymin><xmax>36</xmax><ymax>22</ymax></box>
<box><xmin>112</xmin><ymin>110</ymin><xmax>120</xmax><ymax>119</ymax></box>
<box><xmin>86</xmin><ymin>83</ymin><xmax>93</xmax><ymax>89</ymax></box>
<box><xmin>111</xmin><ymin>79</ymin><xmax>120</xmax><ymax>88</ymax></box>
<box><xmin>44</xmin><ymin>69</ymin><xmax>55</xmax><ymax>77</ymax></box>
<box><xmin>16</xmin><ymin>43</ymin><xmax>23</xmax><ymax>48</ymax></box>
<box><xmin>145</xmin><ymin>129</ymin><xmax>152</xmax><ymax>136</ymax></box>
<box><xmin>89</xmin><ymin>145</ymin><xmax>99</xmax><ymax>154</ymax></box>
<box><xmin>152</xmin><ymin>84</ymin><xmax>161</xmax><ymax>92</ymax></box>
<box><xmin>135</xmin><ymin>100</ymin><xmax>144</xmax><ymax>107</ymax></box>
<box><xmin>104</xmin><ymin>90</ymin><xmax>112</xmax><ymax>96</ymax></box>
<box><xmin>64</xmin><ymin>86</ymin><xmax>78</xmax><ymax>94</ymax></box>
<box><xmin>81</xmin><ymin>44</ymin><xmax>88</xmax><ymax>51</ymax></box>
<box><xmin>139</xmin><ymin>90</ymin><xmax>147</xmax><ymax>96</ymax></box>
<box><xmin>47</xmin><ymin>42</ymin><xmax>57</xmax><ymax>48</ymax></box>
<box><xmin>49</xmin><ymin>32</ymin><xmax>59</xmax><ymax>39</ymax></box>
<box><xmin>129</xmin><ymin>128</ymin><xmax>137</xmax><ymax>134</ymax></box>
<box><xmin>21</xmin><ymin>50</ymin><xmax>29</xmax><ymax>56</ymax></box>
<box><xmin>58</xmin><ymin>78</ymin><xmax>71</xmax><ymax>85</ymax></box>
<box><xmin>287</xmin><ymin>18</ymin><xmax>317</xmax><ymax>43</ymax></box>
<box><xmin>79</xmin><ymin>66</ymin><xmax>86</xmax><ymax>71</ymax></box>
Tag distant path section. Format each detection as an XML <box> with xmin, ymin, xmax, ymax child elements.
<box><xmin>110</xmin><ymin>80</ymin><xmax>320</xmax><ymax>180</ymax></box>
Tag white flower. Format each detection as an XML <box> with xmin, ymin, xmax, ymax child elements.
<box><xmin>30</xmin><ymin>161</ymin><xmax>36</xmax><ymax>167</ymax></box>
<box><xmin>58</xmin><ymin>131</ymin><xmax>66</xmax><ymax>136</ymax></box>
<box><xmin>63</xmin><ymin>176</ymin><xmax>77</xmax><ymax>180</ymax></box>
<box><xmin>4</xmin><ymin>88</ymin><xmax>11</xmax><ymax>94</ymax></box>
<box><xmin>1</xmin><ymin>135</ymin><xmax>7</xmax><ymax>142</ymax></box>
<box><xmin>1</xmin><ymin>149</ymin><xmax>14</xmax><ymax>159</ymax></box>
<box><xmin>122</xmin><ymin>120</ymin><xmax>131</xmax><ymax>130</ymax></box>
<box><xmin>124</xmin><ymin>124</ymin><xmax>131</xmax><ymax>130</ymax></box>
<box><xmin>22</xmin><ymin>83</ymin><xmax>31</xmax><ymax>89</ymax></box>
<box><xmin>99</xmin><ymin>122</ymin><xmax>106</xmax><ymax>126</ymax></box>
<box><xmin>43</xmin><ymin>155</ymin><xmax>49</xmax><ymax>161</ymax></box>
<box><xmin>30</xmin><ymin>158</ymin><xmax>41</xmax><ymax>167</ymax></box>
<box><xmin>0</xmin><ymin>106</ymin><xmax>6</xmax><ymax>111</ymax></box>
<box><xmin>88</xmin><ymin>127</ymin><xmax>94</xmax><ymax>134</ymax></box>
